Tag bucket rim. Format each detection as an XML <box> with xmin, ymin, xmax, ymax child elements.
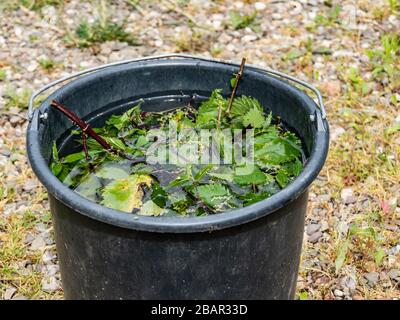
<box><xmin>27</xmin><ymin>58</ymin><xmax>329</xmax><ymax>233</ymax></box>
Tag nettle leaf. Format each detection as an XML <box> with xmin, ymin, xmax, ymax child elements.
<box><xmin>104</xmin><ymin>137</ymin><xmax>127</xmax><ymax>151</ymax></box>
<box><xmin>101</xmin><ymin>174</ymin><xmax>152</xmax><ymax>213</ymax></box>
<box><xmin>230</xmin><ymin>76</ymin><xmax>237</xmax><ymax>88</ymax></box>
<box><xmin>51</xmin><ymin>162</ymin><xmax>63</xmax><ymax>177</ymax></box>
<box><xmin>52</xmin><ymin>141</ymin><xmax>59</xmax><ymax>162</ymax></box>
<box><xmin>75</xmin><ymin>175</ymin><xmax>101</xmax><ymax>201</ymax></box>
<box><xmin>196</xmin><ymin>89</ymin><xmax>227</xmax><ymax>128</ymax></box>
<box><xmin>194</xmin><ymin>164</ymin><xmax>214</xmax><ymax>181</ymax></box>
<box><xmin>107</xmin><ymin>102</ymin><xmax>143</xmax><ymax>130</ymax></box>
<box><xmin>240</xmin><ymin>191</ymin><xmax>271</xmax><ymax>206</ymax></box>
<box><xmin>62</xmin><ymin>151</ymin><xmax>85</xmax><ymax>164</ymax></box>
<box><xmin>234</xmin><ymin>164</ymin><xmax>267</xmax><ymax>185</ymax></box>
<box><xmin>242</xmin><ymin>107</ymin><xmax>265</xmax><ymax>128</ymax></box>
<box><xmin>96</xmin><ymin>165</ymin><xmax>129</xmax><ymax>180</ymax></box>
<box><xmin>51</xmin><ymin>141</ymin><xmax>65</xmax><ymax>177</ymax></box>
<box><xmin>275</xmin><ymin>169</ymin><xmax>290</xmax><ymax>188</ymax></box>
<box><xmin>135</xmin><ymin>135</ymin><xmax>149</xmax><ymax>147</ymax></box>
<box><xmin>106</xmin><ymin>113</ymin><xmax>129</xmax><ymax>130</ymax></box>
<box><xmin>151</xmin><ymin>182</ymin><xmax>168</xmax><ymax>208</ymax></box>
<box><xmin>196</xmin><ymin>184</ymin><xmax>232</xmax><ymax>208</ymax></box>
<box><xmin>208</xmin><ymin>166</ymin><xmax>234</xmax><ymax>182</ymax></box>
<box><xmin>230</xmin><ymin>95</ymin><xmax>262</xmax><ymax>117</ymax></box>
<box><xmin>255</xmin><ymin>137</ymin><xmax>301</xmax><ymax>165</ymax></box>
<box><xmin>169</xmin><ymin>191</ymin><xmax>193</xmax><ymax>214</ymax></box>
<box><xmin>283</xmin><ymin>158</ymin><xmax>303</xmax><ymax>177</ymax></box>
<box><xmin>254</xmin><ymin>126</ymin><xmax>280</xmax><ymax>147</ymax></box>
<box><xmin>138</xmin><ymin>200</ymin><xmax>165</xmax><ymax>216</ymax></box>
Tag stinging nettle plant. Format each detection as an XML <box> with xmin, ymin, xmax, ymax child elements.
<box><xmin>50</xmin><ymin>59</ymin><xmax>305</xmax><ymax>217</ymax></box>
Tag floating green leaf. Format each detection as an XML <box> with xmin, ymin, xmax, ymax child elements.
<box><xmin>233</xmin><ymin>164</ymin><xmax>267</xmax><ymax>185</ymax></box>
<box><xmin>96</xmin><ymin>165</ymin><xmax>129</xmax><ymax>180</ymax></box>
<box><xmin>101</xmin><ymin>174</ymin><xmax>152</xmax><ymax>213</ymax></box>
<box><xmin>138</xmin><ymin>200</ymin><xmax>165</xmax><ymax>216</ymax></box>
<box><xmin>151</xmin><ymin>182</ymin><xmax>168</xmax><ymax>208</ymax></box>
<box><xmin>196</xmin><ymin>184</ymin><xmax>232</xmax><ymax>208</ymax></box>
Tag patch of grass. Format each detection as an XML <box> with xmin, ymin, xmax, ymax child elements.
<box><xmin>2</xmin><ymin>87</ymin><xmax>31</xmax><ymax>110</ymax></box>
<box><xmin>388</xmin><ymin>0</ymin><xmax>400</xmax><ymax>14</ymax></box>
<box><xmin>172</xmin><ymin>29</ymin><xmax>210</xmax><ymax>53</ymax></box>
<box><xmin>367</xmin><ymin>34</ymin><xmax>400</xmax><ymax>88</ymax></box>
<box><xmin>65</xmin><ymin>20</ymin><xmax>137</xmax><ymax>48</ymax></box>
<box><xmin>0</xmin><ymin>69</ymin><xmax>6</xmax><ymax>81</ymax></box>
<box><xmin>228</xmin><ymin>11</ymin><xmax>260</xmax><ymax>32</ymax></box>
<box><xmin>335</xmin><ymin>216</ymin><xmax>386</xmax><ymax>273</ymax></box>
<box><xmin>314</xmin><ymin>4</ymin><xmax>342</xmax><ymax>26</ymax></box>
<box><xmin>1</xmin><ymin>0</ymin><xmax>62</xmax><ymax>11</ymax></box>
<box><xmin>38</xmin><ymin>57</ymin><xmax>57</xmax><ymax>72</ymax></box>
<box><xmin>0</xmin><ymin>213</ymin><xmax>41</xmax><ymax>299</ymax></box>
<box><xmin>343</xmin><ymin>67</ymin><xmax>370</xmax><ymax>97</ymax></box>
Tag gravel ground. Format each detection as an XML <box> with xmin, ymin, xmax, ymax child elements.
<box><xmin>0</xmin><ymin>0</ymin><xmax>399</xmax><ymax>300</ymax></box>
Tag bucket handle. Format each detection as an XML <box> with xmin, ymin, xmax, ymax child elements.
<box><xmin>28</xmin><ymin>53</ymin><xmax>327</xmax><ymax>127</ymax></box>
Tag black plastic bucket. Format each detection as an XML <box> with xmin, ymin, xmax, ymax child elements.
<box><xmin>27</xmin><ymin>55</ymin><xmax>329</xmax><ymax>299</ymax></box>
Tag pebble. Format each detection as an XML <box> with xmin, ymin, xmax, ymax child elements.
<box><xmin>23</xmin><ymin>179</ymin><xmax>38</xmax><ymax>192</ymax></box>
<box><xmin>320</xmin><ymin>80</ymin><xmax>341</xmax><ymax>96</ymax></box>
<box><xmin>320</xmin><ymin>221</ymin><xmax>329</xmax><ymax>232</ymax></box>
<box><xmin>42</xmin><ymin>276</ymin><xmax>61</xmax><ymax>293</ymax></box>
<box><xmin>242</xmin><ymin>35</ymin><xmax>258</xmax><ymax>42</ymax></box>
<box><xmin>306</xmin><ymin>223</ymin><xmax>321</xmax><ymax>236</ymax></box>
<box><xmin>334</xmin><ymin>289</ymin><xmax>344</xmax><ymax>297</ymax></box>
<box><xmin>388</xmin><ymin>269</ymin><xmax>399</xmax><ymax>281</ymax></box>
<box><xmin>330</xmin><ymin>126</ymin><xmax>345</xmax><ymax>141</ymax></box>
<box><xmin>12</xmin><ymin>295</ymin><xmax>28</xmax><ymax>300</ymax></box>
<box><xmin>364</xmin><ymin>272</ymin><xmax>379</xmax><ymax>286</ymax></box>
<box><xmin>254</xmin><ymin>2</ymin><xmax>266</xmax><ymax>11</ymax></box>
<box><xmin>341</xmin><ymin>188</ymin><xmax>357</xmax><ymax>205</ymax></box>
<box><xmin>3</xmin><ymin>287</ymin><xmax>17</xmax><ymax>300</ymax></box>
<box><xmin>30</xmin><ymin>236</ymin><xmax>46</xmax><ymax>250</ymax></box>
<box><xmin>9</xmin><ymin>115</ymin><xmax>22</xmax><ymax>125</ymax></box>
<box><xmin>308</xmin><ymin>231</ymin><xmax>322</xmax><ymax>243</ymax></box>
<box><xmin>341</xmin><ymin>275</ymin><xmax>357</xmax><ymax>291</ymax></box>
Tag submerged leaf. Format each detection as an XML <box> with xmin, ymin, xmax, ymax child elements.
<box><xmin>96</xmin><ymin>165</ymin><xmax>129</xmax><ymax>180</ymax></box>
<box><xmin>75</xmin><ymin>175</ymin><xmax>101</xmax><ymax>201</ymax></box>
<box><xmin>138</xmin><ymin>200</ymin><xmax>165</xmax><ymax>216</ymax></box>
<box><xmin>101</xmin><ymin>174</ymin><xmax>152</xmax><ymax>212</ymax></box>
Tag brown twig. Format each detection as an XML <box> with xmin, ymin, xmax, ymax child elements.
<box><xmin>227</xmin><ymin>57</ymin><xmax>246</xmax><ymax>114</ymax></box>
<box><xmin>82</xmin><ymin>132</ymin><xmax>90</xmax><ymax>161</ymax></box>
<box><xmin>50</xmin><ymin>100</ymin><xmax>141</xmax><ymax>162</ymax></box>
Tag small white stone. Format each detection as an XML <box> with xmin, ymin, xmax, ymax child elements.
<box><xmin>242</xmin><ymin>35</ymin><xmax>258</xmax><ymax>42</ymax></box>
<box><xmin>42</xmin><ymin>276</ymin><xmax>61</xmax><ymax>293</ymax></box>
<box><xmin>341</xmin><ymin>188</ymin><xmax>357</xmax><ymax>204</ymax></box>
<box><xmin>254</xmin><ymin>2</ymin><xmax>266</xmax><ymax>11</ymax></box>
<box><xmin>154</xmin><ymin>39</ymin><xmax>163</xmax><ymax>47</ymax></box>
<box><xmin>334</xmin><ymin>289</ymin><xmax>344</xmax><ymax>297</ymax></box>
<box><xmin>330</xmin><ymin>126</ymin><xmax>345</xmax><ymax>141</ymax></box>
<box><xmin>4</xmin><ymin>287</ymin><xmax>17</xmax><ymax>300</ymax></box>
<box><xmin>27</xmin><ymin>61</ymin><xmax>38</xmax><ymax>72</ymax></box>
<box><xmin>30</xmin><ymin>236</ymin><xmax>46</xmax><ymax>250</ymax></box>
